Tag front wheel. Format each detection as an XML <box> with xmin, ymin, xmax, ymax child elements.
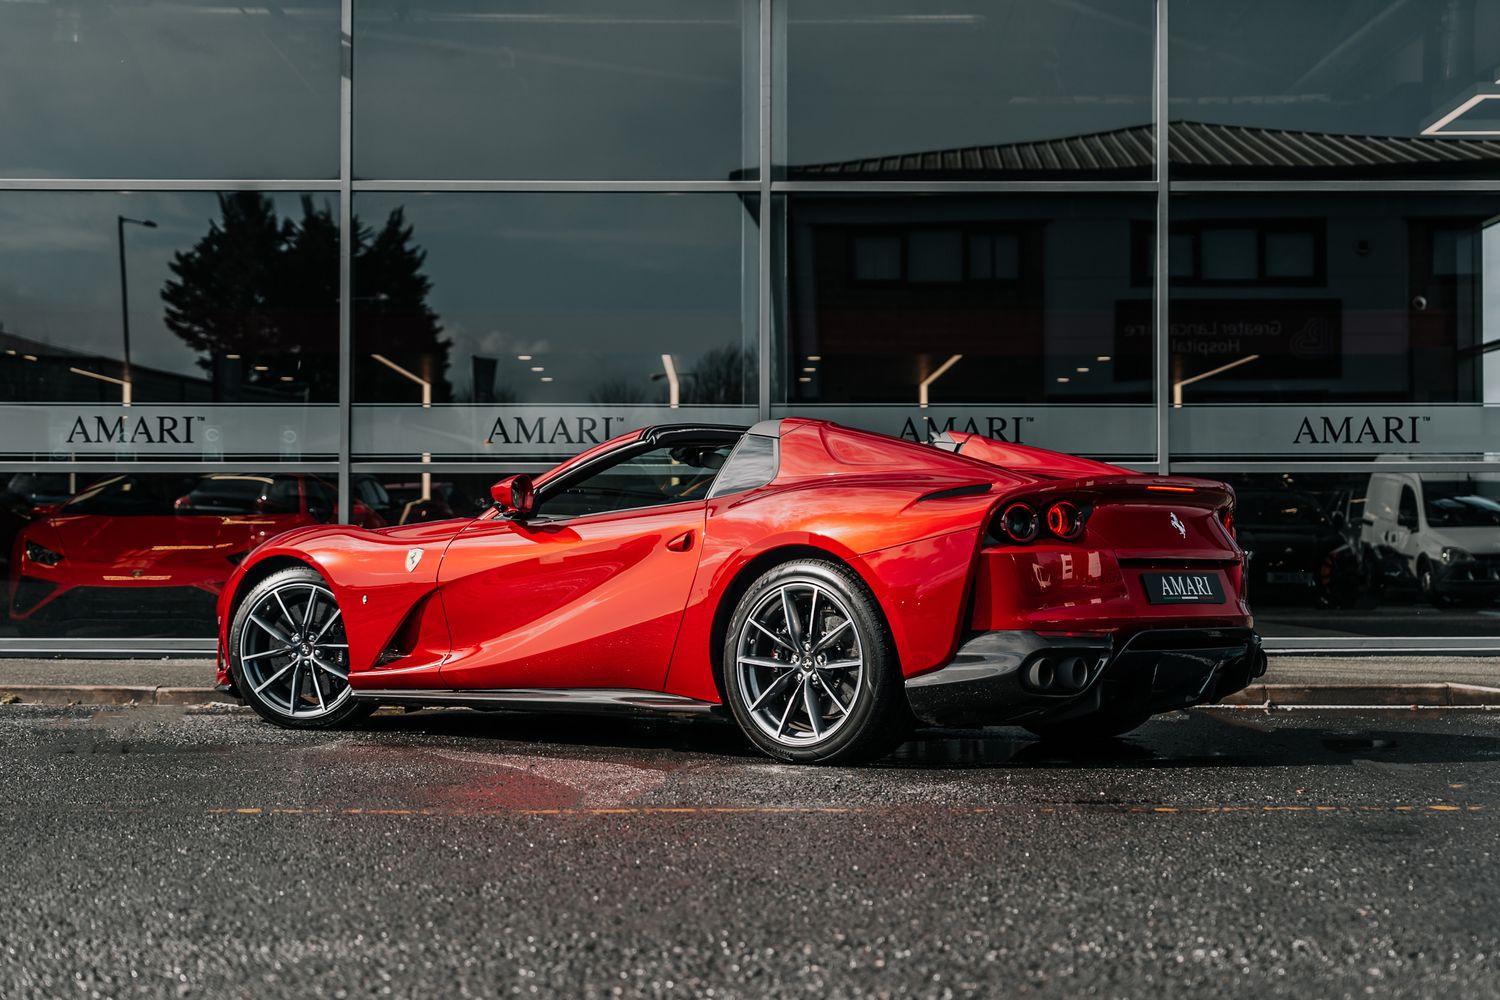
<box><xmin>1418</xmin><ymin>558</ymin><xmax>1455</xmax><ymax>609</ymax></box>
<box><xmin>228</xmin><ymin>566</ymin><xmax>374</xmax><ymax>729</ymax></box>
<box><xmin>722</xmin><ymin>560</ymin><xmax>906</xmax><ymax>764</ymax></box>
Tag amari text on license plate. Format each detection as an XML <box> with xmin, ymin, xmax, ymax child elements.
<box><xmin>1141</xmin><ymin>571</ymin><xmax>1226</xmax><ymax>605</ymax></box>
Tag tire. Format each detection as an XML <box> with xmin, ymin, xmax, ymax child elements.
<box><xmin>721</xmin><ymin>559</ymin><xmax>906</xmax><ymax>764</ymax></box>
<box><xmin>228</xmin><ymin>565</ymin><xmax>374</xmax><ymax>730</ymax></box>
<box><xmin>1024</xmin><ymin>702</ymin><xmax>1153</xmax><ymax>743</ymax></box>
<box><xmin>1417</xmin><ymin>557</ymin><xmax>1454</xmax><ymax>609</ymax></box>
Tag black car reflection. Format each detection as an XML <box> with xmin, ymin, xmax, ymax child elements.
<box><xmin>1236</xmin><ymin>490</ymin><xmax>1368</xmax><ymax>608</ymax></box>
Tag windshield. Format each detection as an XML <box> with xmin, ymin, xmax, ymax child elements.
<box><xmin>1423</xmin><ymin>479</ymin><xmax>1500</xmax><ymax>528</ymax></box>
<box><xmin>61</xmin><ymin>476</ymin><xmax>190</xmax><ymax>516</ymax></box>
<box><xmin>59</xmin><ymin>475</ymin><xmax>303</xmax><ymax>517</ymax></box>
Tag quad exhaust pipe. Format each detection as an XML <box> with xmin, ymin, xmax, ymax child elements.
<box><xmin>1023</xmin><ymin>654</ymin><xmax>1095</xmax><ymax>694</ymax></box>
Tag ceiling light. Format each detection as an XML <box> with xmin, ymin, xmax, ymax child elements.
<box><xmin>517</xmin><ymin>354</ymin><xmax>532</xmax><ymax>361</ymax></box>
<box><xmin>540</xmin><ymin>376</ymin><xmax>553</xmax><ymax>383</ymax></box>
<box><xmin>807</xmin><ymin>355</ymin><xmax>822</xmax><ymax>361</ymax></box>
<box><xmin>1076</xmin><ymin>366</ymin><xmax>1090</xmax><ymax>373</ymax></box>
<box><xmin>254</xmin><ymin>365</ymin><xmax>269</xmax><ymax>372</ymax></box>
<box><xmin>1056</xmin><ymin>376</ymin><xmax>1070</xmax><ymax>383</ymax></box>
<box><xmin>279</xmin><ymin>375</ymin><xmax>294</xmax><ymax>382</ymax></box>
<box><xmin>226</xmin><ymin>353</ymin><xmax>241</xmax><ymax>360</ymax></box>
<box><xmin>23</xmin><ymin>354</ymin><xmax>37</xmax><ymax>361</ymax></box>
<box><xmin>530</xmin><ymin>366</ymin><xmax>544</xmax><ymax>372</ymax></box>
<box><xmin>1096</xmin><ymin>355</ymin><xmax>1111</xmax><ymax>362</ymax></box>
<box><xmin>802</xmin><ymin>367</ymin><xmax>817</xmax><ymax>373</ymax></box>
<box><xmin>798</xmin><ymin>377</ymin><xmax>812</xmax><ymax>383</ymax></box>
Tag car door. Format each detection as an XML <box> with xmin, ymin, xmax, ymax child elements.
<box><xmin>436</xmin><ymin>439</ymin><xmax>733</xmax><ymax>692</ymax></box>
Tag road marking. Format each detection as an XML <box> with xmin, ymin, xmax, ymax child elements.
<box><xmin>202</xmin><ymin>802</ymin><xmax>1485</xmax><ymax>818</ymax></box>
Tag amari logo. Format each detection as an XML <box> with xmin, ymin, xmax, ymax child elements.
<box><xmin>899</xmin><ymin>414</ymin><xmax>1035</xmax><ymax>444</ymax></box>
<box><xmin>1292</xmin><ymin>415</ymin><xmax>1426</xmax><ymax>446</ymax></box>
<box><xmin>66</xmin><ymin>414</ymin><xmax>205</xmax><ymax>445</ymax></box>
<box><xmin>484</xmin><ymin>415</ymin><xmax>625</xmax><ymax>447</ymax></box>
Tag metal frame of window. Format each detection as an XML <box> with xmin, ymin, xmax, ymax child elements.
<box><xmin>4</xmin><ymin>0</ymin><xmax>1500</xmax><ymax>654</ymax></box>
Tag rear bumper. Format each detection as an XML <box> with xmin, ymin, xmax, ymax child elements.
<box><xmin>905</xmin><ymin>627</ymin><xmax>1265</xmax><ymax>728</ymax></box>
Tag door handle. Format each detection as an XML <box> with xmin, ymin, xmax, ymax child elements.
<box><xmin>666</xmin><ymin>530</ymin><xmax>694</xmax><ymax>552</ymax></box>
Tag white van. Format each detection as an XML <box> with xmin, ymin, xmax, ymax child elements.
<box><xmin>1361</xmin><ymin>473</ymin><xmax>1500</xmax><ymax>605</ymax></box>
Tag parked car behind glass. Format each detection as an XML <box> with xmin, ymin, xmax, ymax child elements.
<box><xmin>1361</xmin><ymin>472</ymin><xmax>1500</xmax><ymax>606</ymax></box>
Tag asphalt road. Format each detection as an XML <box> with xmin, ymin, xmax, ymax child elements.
<box><xmin>3</xmin><ymin>654</ymin><xmax>1498</xmax><ymax>690</ymax></box>
<box><xmin>3</xmin><ymin>706</ymin><xmax>1499</xmax><ymax>999</ymax></box>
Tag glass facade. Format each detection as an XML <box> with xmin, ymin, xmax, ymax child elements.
<box><xmin>2</xmin><ymin>0</ymin><xmax>1498</xmax><ymax>651</ymax></box>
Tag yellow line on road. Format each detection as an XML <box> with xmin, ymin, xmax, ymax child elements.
<box><xmin>203</xmin><ymin>803</ymin><xmax>1485</xmax><ymax>818</ymax></box>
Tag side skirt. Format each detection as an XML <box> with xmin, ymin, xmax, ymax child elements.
<box><xmin>351</xmin><ymin>687</ymin><xmax>724</xmax><ymax>720</ymax></box>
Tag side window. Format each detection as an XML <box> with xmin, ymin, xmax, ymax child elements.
<box><xmin>708</xmin><ymin>434</ymin><xmax>778</xmax><ymax>499</ymax></box>
<box><xmin>1398</xmin><ymin>485</ymin><xmax>1419</xmax><ymax>529</ymax></box>
<box><xmin>543</xmin><ymin>442</ymin><xmax>734</xmax><ymax>518</ymax></box>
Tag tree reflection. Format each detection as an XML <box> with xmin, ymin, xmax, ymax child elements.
<box><xmin>161</xmin><ymin>194</ymin><xmax>448</xmax><ymax>402</ymax></box>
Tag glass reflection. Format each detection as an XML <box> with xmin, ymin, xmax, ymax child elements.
<box><xmin>0</xmin><ymin>0</ymin><xmax>338</xmax><ymax>178</ymax></box>
<box><xmin>0</xmin><ymin>192</ymin><xmax>340</xmax><ymax>405</ymax></box>
<box><xmin>1222</xmin><ymin>472</ymin><xmax>1500</xmax><ymax>639</ymax></box>
<box><xmin>1171</xmin><ymin>0</ymin><xmax>1500</xmax><ymax>178</ymax></box>
<box><xmin>1167</xmin><ymin>194</ymin><xmax>1500</xmax><ymax>406</ymax></box>
<box><xmin>354</xmin><ymin>0</ymin><xmax>756</xmax><ymax>180</ymax></box>
<box><xmin>784</xmin><ymin>195</ymin><xmax>1154</xmax><ymax>405</ymax></box>
<box><xmin>351</xmin><ymin>193</ymin><xmax>757</xmax><ymax>408</ymax></box>
<box><xmin>780</xmin><ymin>0</ymin><xmax>1154</xmax><ymax>179</ymax></box>
<box><xmin>1</xmin><ymin>472</ymin><xmax>354</xmax><ymax>638</ymax></box>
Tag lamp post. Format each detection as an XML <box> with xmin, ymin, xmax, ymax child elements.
<box><xmin>116</xmin><ymin>215</ymin><xmax>157</xmax><ymax>405</ymax></box>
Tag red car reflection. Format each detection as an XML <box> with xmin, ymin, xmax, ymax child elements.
<box><xmin>9</xmin><ymin>473</ymin><xmax>383</xmax><ymax>629</ymax></box>
<box><xmin>217</xmin><ymin>420</ymin><xmax>1264</xmax><ymax>764</ymax></box>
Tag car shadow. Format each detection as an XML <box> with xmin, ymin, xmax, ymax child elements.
<box><xmin>354</xmin><ymin>706</ymin><xmax>1500</xmax><ymax>771</ymax></box>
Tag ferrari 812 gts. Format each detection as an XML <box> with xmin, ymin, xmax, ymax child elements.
<box><xmin>218</xmin><ymin>419</ymin><xmax>1263</xmax><ymax>763</ymax></box>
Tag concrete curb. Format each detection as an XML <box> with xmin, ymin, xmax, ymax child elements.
<box><xmin>1215</xmin><ymin>683</ymin><xmax>1500</xmax><ymax>710</ymax></box>
<box><xmin>0</xmin><ymin>685</ymin><xmax>238</xmax><ymax>707</ymax></box>
<box><xmin>2</xmin><ymin>682</ymin><xmax>1499</xmax><ymax>711</ymax></box>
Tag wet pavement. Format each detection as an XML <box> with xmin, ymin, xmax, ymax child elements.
<box><xmin>2</xmin><ymin>705</ymin><xmax>1498</xmax><ymax>998</ymax></box>
<box><xmin>1</xmin><ymin>653</ymin><xmax>1496</xmax><ymax>690</ymax></box>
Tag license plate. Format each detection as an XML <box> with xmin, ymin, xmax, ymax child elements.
<box><xmin>1142</xmin><ymin>571</ymin><xmax>1226</xmax><ymax>605</ymax></box>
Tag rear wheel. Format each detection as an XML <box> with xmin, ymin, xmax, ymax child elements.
<box><xmin>722</xmin><ymin>560</ymin><xmax>905</xmax><ymax>764</ymax></box>
<box><xmin>229</xmin><ymin>566</ymin><xmax>374</xmax><ymax>729</ymax></box>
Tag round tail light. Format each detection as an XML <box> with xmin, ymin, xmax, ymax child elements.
<box><xmin>999</xmin><ymin>502</ymin><xmax>1039</xmax><ymax>543</ymax></box>
<box><xmin>1045</xmin><ymin>500</ymin><xmax>1084</xmax><ymax>540</ymax></box>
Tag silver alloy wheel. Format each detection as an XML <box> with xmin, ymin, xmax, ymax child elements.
<box><xmin>734</xmin><ymin>581</ymin><xmax>865</xmax><ymax>747</ymax></box>
<box><xmin>237</xmin><ymin>581</ymin><xmax>351</xmax><ymax>720</ymax></box>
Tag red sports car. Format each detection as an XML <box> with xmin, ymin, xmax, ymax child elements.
<box><xmin>10</xmin><ymin>473</ymin><xmax>382</xmax><ymax>630</ymax></box>
<box><xmin>217</xmin><ymin>419</ymin><xmax>1263</xmax><ymax>763</ymax></box>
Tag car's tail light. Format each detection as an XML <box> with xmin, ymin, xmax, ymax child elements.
<box><xmin>1221</xmin><ymin>508</ymin><xmax>1236</xmax><ymax>540</ymax></box>
<box><xmin>998</xmin><ymin>502</ymin><xmax>1039</xmax><ymax>543</ymax></box>
<box><xmin>1045</xmin><ymin>501</ymin><xmax>1084</xmax><ymax>541</ymax></box>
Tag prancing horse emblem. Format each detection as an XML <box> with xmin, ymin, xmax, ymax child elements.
<box><xmin>1169</xmin><ymin>512</ymin><xmax>1186</xmax><ymax>539</ymax></box>
<box><xmin>405</xmin><ymin>547</ymin><xmax>423</xmax><ymax>573</ymax></box>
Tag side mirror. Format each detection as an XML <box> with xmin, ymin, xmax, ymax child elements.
<box><xmin>491</xmin><ymin>474</ymin><xmax>536</xmax><ymax>519</ymax></box>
